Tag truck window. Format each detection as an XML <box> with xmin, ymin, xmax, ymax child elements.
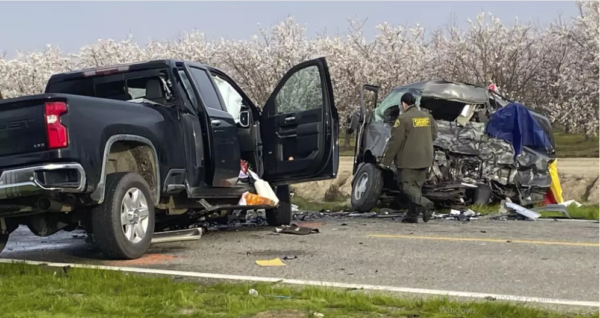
<box><xmin>46</xmin><ymin>70</ymin><xmax>173</xmax><ymax>106</ymax></box>
<box><xmin>176</xmin><ymin>70</ymin><xmax>199</xmax><ymax>110</ymax></box>
<box><xmin>187</xmin><ymin>67</ymin><xmax>225</xmax><ymax>111</ymax></box>
<box><xmin>274</xmin><ymin>65</ymin><xmax>323</xmax><ymax>115</ymax></box>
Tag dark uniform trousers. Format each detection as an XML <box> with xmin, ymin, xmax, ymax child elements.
<box><xmin>397</xmin><ymin>168</ymin><xmax>433</xmax><ymax>218</ymax></box>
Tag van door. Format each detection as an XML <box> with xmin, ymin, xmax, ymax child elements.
<box><xmin>353</xmin><ymin>84</ymin><xmax>379</xmax><ymax>174</ymax></box>
<box><xmin>260</xmin><ymin>57</ymin><xmax>339</xmax><ymax>185</ymax></box>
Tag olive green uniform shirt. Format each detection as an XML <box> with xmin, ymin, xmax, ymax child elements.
<box><xmin>381</xmin><ymin>106</ymin><xmax>438</xmax><ymax>169</ymax></box>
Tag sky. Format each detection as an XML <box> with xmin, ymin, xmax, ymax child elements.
<box><xmin>0</xmin><ymin>1</ymin><xmax>580</xmax><ymax>56</ymax></box>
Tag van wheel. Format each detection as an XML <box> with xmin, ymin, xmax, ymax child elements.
<box><xmin>92</xmin><ymin>172</ymin><xmax>155</xmax><ymax>260</ymax></box>
<box><xmin>266</xmin><ymin>185</ymin><xmax>292</xmax><ymax>226</ymax></box>
<box><xmin>0</xmin><ymin>234</ymin><xmax>8</xmax><ymax>254</ymax></box>
<box><xmin>351</xmin><ymin>163</ymin><xmax>384</xmax><ymax>212</ymax></box>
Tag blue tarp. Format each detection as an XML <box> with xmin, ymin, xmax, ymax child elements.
<box><xmin>485</xmin><ymin>102</ymin><xmax>552</xmax><ymax>156</ymax></box>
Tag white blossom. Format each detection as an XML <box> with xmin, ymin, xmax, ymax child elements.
<box><xmin>0</xmin><ymin>2</ymin><xmax>597</xmax><ymax>135</ymax></box>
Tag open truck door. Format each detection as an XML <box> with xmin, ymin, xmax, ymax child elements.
<box><xmin>353</xmin><ymin>84</ymin><xmax>379</xmax><ymax>174</ymax></box>
<box><xmin>260</xmin><ymin>57</ymin><xmax>339</xmax><ymax>185</ymax></box>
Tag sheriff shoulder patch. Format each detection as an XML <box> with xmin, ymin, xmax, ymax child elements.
<box><xmin>412</xmin><ymin>117</ymin><xmax>430</xmax><ymax>127</ymax></box>
<box><xmin>393</xmin><ymin>119</ymin><xmax>401</xmax><ymax>127</ymax></box>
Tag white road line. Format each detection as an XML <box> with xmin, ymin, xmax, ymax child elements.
<box><xmin>0</xmin><ymin>258</ymin><xmax>597</xmax><ymax>308</ymax></box>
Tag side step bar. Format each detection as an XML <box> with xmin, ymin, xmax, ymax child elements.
<box><xmin>151</xmin><ymin>228</ymin><xmax>203</xmax><ymax>244</ymax></box>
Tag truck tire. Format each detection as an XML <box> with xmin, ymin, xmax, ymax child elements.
<box><xmin>473</xmin><ymin>184</ymin><xmax>492</xmax><ymax>205</ymax></box>
<box><xmin>0</xmin><ymin>234</ymin><xmax>8</xmax><ymax>254</ymax></box>
<box><xmin>351</xmin><ymin>163</ymin><xmax>384</xmax><ymax>212</ymax></box>
<box><xmin>266</xmin><ymin>185</ymin><xmax>292</xmax><ymax>226</ymax></box>
<box><xmin>92</xmin><ymin>172</ymin><xmax>155</xmax><ymax>260</ymax></box>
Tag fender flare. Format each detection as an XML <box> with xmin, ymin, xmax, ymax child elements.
<box><xmin>90</xmin><ymin>134</ymin><xmax>160</xmax><ymax>205</ymax></box>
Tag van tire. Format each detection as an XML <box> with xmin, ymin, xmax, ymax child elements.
<box><xmin>92</xmin><ymin>172</ymin><xmax>155</xmax><ymax>260</ymax></box>
<box><xmin>266</xmin><ymin>185</ymin><xmax>292</xmax><ymax>226</ymax></box>
<box><xmin>351</xmin><ymin>163</ymin><xmax>384</xmax><ymax>212</ymax></box>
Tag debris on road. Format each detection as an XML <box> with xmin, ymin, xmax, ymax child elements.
<box><xmin>505</xmin><ymin>202</ymin><xmax>541</xmax><ymax>220</ymax></box>
<box><xmin>248</xmin><ymin>170</ymin><xmax>280</xmax><ymax>205</ymax></box>
<box><xmin>238</xmin><ymin>191</ymin><xmax>277</xmax><ymax>206</ymax></box>
<box><xmin>255</xmin><ymin>258</ymin><xmax>286</xmax><ymax>267</ymax></box>
<box><xmin>275</xmin><ymin>224</ymin><xmax>320</xmax><ymax>235</ymax></box>
<box><xmin>432</xmin><ymin>209</ymin><xmax>481</xmax><ymax>221</ymax></box>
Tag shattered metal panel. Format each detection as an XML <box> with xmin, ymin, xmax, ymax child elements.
<box><xmin>362</xmin><ymin>121</ymin><xmax>390</xmax><ymax>158</ymax></box>
<box><xmin>393</xmin><ymin>80</ymin><xmax>490</xmax><ymax>104</ymax></box>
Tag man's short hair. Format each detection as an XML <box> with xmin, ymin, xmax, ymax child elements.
<box><xmin>401</xmin><ymin>93</ymin><xmax>415</xmax><ymax>106</ymax></box>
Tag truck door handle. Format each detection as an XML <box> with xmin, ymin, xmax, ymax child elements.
<box><xmin>284</xmin><ymin>117</ymin><xmax>295</xmax><ymax>123</ymax></box>
<box><xmin>211</xmin><ymin>120</ymin><xmax>221</xmax><ymax>126</ymax></box>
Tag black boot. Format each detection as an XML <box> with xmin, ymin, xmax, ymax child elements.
<box><xmin>422</xmin><ymin>202</ymin><xmax>435</xmax><ymax>223</ymax></box>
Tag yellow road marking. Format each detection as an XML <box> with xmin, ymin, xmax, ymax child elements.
<box><xmin>368</xmin><ymin>234</ymin><xmax>599</xmax><ymax>247</ymax></box>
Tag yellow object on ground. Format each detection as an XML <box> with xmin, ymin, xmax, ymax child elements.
<box><xmin>255</xmin><ymin>258</ymin><xmax>286</xmax><ymax>267</ymax></box>
<box><xmin>548</xmin><ymin>160</ymin><xmax>564</xmax><ymax>203</ymax></box>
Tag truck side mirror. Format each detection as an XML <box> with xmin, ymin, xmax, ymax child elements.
<box><xmin>239</xmin><ymin>110</ymin><xmax>250</xmax><ymax>128</ymax></box>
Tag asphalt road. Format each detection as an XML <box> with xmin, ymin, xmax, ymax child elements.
<box><xmin>2</xmin><ymin>216</ymin><xmax>598</xmax><ymax>308</ymax></box>
<box><xmin>338</xmin><ymin>157</ymin><xmax>599</xmax><ymax>178</ymax></box>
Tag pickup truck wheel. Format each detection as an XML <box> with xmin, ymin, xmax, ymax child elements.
<box><xmin>266</xmin><ymin>185</ymin><xmax>292</xmax><ymax>226</ymax></box>
<box><xmin>92</xmin><ymin>172</ymin><xmax>155</xmax><ymax>260</ymax></box>
<box><xmin>0</xmin><ymin>234</ymin><xmax>8</xmax><ymax>254</ymax></box>
<box><xmin>351</xmin><ymin>163</ymin><xmax>384</xmax><ymax>212</ymax></box>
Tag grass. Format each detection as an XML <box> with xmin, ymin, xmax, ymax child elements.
<box><xmin>552</xmin><ymin>131</ymin><xmax>599</xmax><ymax>158</ymax></box>
<box><xmin>339</xmin><ymin>131</ymin><xmax>599</xmax><ymax>158</ymax></box>
<box><xmin>0</xmin><ymin>262</ymin><xmax>596</xmax><ymax>318</ymax></box>
<box><xmin>470</xmin><ymin>204</ymin><xmax>599</xmax><ymax>220</ymax></box>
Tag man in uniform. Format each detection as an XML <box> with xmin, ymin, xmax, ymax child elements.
<box><xmin>379</xmin><ymin>93</ymin><xmax>437</xmax><ymax>223</ymax></box>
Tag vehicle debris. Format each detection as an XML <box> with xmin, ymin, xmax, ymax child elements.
<box><xmin>432</xmin><ymin>209</ymin><xmax>481</xmax><ymax>221</ymax></box>
<box><xmin>255</xmin><ymin>258</ymin><xmax>286</xmax><ymax>267</ymax></box>
<box><xmin>505</xmin><ymin>202</ymin><xmax>541</xmax><ymax>220</ymax></box>
<box><xmin>532</xmin><ymin>204</ymin><xmax>571</xmax><ymax>218</ymax></box>
<box><xmin>275</xmin><ymin>224</ymin><xmax>320</xmax><ymax>235</ymax></box>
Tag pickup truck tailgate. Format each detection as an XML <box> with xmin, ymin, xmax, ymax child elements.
<box><xmin>0</xmin><ymin>99</ymin><xmax>49</xmax><ymax>157</ymax></box>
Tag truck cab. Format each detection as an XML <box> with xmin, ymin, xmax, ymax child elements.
<box><xmin>0</xmin><ymin>58</ymin><xmax>339</xmax><ymax>259</ymax></box>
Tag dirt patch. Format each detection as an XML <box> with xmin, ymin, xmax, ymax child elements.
<box><xmin>292</xmin><ymin>171</ymin><xmax>352</xmax><ymax>202</ymax></box>
<box><xmin>560</xmin><ymin>175</ymin><xmax>599</xmax><ymax>203</ymax></box>
<box><xmin>255</xmin><ymin>310</ymin><xmax>306</xmax><ymax>318</ymax></box>
<box><xmin>588</xmin><ymin>178</ymin><xmax>599</xmax><ymax>203</ymax></box>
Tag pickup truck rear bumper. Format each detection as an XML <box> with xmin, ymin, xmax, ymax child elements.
<box><xmin>0</xmin><ymin>163</ymin><xmax>86</xmax><ymax>200</ymax></box>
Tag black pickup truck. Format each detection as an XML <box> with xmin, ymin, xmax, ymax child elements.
<box><xmin>0</xmin><ymin>58</ymin><xmax>339</xmax><ymax>259</ymax></box>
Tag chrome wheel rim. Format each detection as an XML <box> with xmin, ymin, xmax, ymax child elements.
<box><xmin>354</xmin><ymin>172</ymin><xmax>369</xmax><ymax>201</ymax></box>
<box><xmin>120</xmin><ymin>188</ymin><xmax>149</xmax><ymax>244</ymax></box>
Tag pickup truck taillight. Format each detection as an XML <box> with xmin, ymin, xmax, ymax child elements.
<box><xmin>45</xmin><ymin>101</ymin><xmax>68</xmax><ymax>149</ymax></box>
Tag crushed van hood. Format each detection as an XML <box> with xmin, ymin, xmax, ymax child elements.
<box><xmin>394</xmin><ymin>80</ymin><xmax>491</xmax><ymax>104</ymax></box>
